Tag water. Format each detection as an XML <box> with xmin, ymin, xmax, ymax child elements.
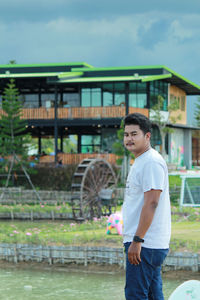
<box><xmin>0</xmin><ymin>266</ymin><xmax>189</xmax><ymax>300</ymax></box>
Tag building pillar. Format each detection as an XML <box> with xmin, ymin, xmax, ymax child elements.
<box><xmin>78</xmin><ymin>135</ymin><xmax>81</xmax><ymax>153</ymax></box>
<box><xmin>184</xmin><ymin>129</ymin><xmax>192</xmax><ymax>169</ymax></box>
<box><xmin>125</xmin><ymin>82</ymin><xmax>129</xmax><ymax>115</ymax></box>
<box><xmin>168</xmin><ymin>132</ymin><xmax>172</xmax><ymax>163</ymax></box>
<box><xmin>60</xmin><ymin>128</ymin><xmax>63</xmax><ymax>152</ymax></box>
<box><xmin>146</xmin><ymin>82</ymin><xmax>150</xmax><ymax>109</ymax></box>
<box><xmin>54</xmin><ymin>85</ymin><xmax>58</xmax><ymax>163</ymax></box>
<box><xmin>38</xmin><ymin>131</ymin><xmax>42</xmax><ymax>154</ymax></box>
<box><xmin>39</xmin><ymin>89</ymin><xmax>42</xmax><ymax>107</ymax></box>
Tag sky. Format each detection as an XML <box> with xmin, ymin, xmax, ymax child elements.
<box><xmin>0</xmin><ymin>0</ymin><xmax>200</xmax><ymax>124</ymax></box>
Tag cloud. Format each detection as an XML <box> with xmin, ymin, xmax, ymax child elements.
<box><xmin>0</xmin><ymin>2</ymin><xmax>200</xmax><ymax>86</ymax></box>
<box><xmin>138</xmin><ymin>18</ymin><xmax>171</xmax><ymax>49</ymax></box>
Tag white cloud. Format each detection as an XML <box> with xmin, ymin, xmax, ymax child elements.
<box><xmin>0</xmin><ymin>8</ymin><xmax>200</xmax><ymax>85</ymax></box>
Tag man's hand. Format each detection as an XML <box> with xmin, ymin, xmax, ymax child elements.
<box><xmin>128</xmin><ymin>242</ymin><xmax>142</xmax><ymax>265</ymax></box>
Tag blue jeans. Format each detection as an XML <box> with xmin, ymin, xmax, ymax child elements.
<box><xmin>124</xmin><ymin>243</ymin><xmax>168</xmax><ymax>300</ymax></box>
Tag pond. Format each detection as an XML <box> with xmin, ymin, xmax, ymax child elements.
<box><xmin>0</xmin><ymin>265</ymin><xmax>194</xmax><ymax>299</ymax></box>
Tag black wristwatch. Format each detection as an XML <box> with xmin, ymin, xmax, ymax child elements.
<box><xmin>133</xmin><ymin>235</ymin><xmax>144</xmax><ymax>243</ymax></box>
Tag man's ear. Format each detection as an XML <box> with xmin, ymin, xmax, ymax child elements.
<box><xmin>146</xmin><ymin>132</ymin><xmax>151</xmax><ymax>141</ymax></box>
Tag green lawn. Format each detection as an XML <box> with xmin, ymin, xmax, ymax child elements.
<box><xmin>0</xmin><ymin>217</ymin><xmax>199</xmax><ymax>252</ymax></box>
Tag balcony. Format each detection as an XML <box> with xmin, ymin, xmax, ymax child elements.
<box><xmin>38</xmin><ymin>153</ymin><xmax>119</xmax><ymax>165</ymax></box>
<box><xmin>0</xmin><ymin>106</ymin><xmax>149</xmax><ymax>120</ymax></box>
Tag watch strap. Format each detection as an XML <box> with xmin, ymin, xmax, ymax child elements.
<box><xmin>133</xmin><ymin>235</ymin><xmax>144</xmax><ymax>243</ymax></box>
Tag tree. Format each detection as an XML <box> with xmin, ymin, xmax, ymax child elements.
<box><xmin>0</xmin><ymin>79</ymin><xmax>30</xmax><ymax>165</ymax></box>
<box><xmin>0</xmin><ymin>79</ymin><xmax>40</xmax><ymax>200</ymax></box>
<box><xmin>8</xmin><ymin>60</ymin><xmax>16</xmax><ymax>65</ymax></box>
<box><xmin>150</xmin><ymin>95</ymin><xmax>181</xmax><ymax>158</ymax></box>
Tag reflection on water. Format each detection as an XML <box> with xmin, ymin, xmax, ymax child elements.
<box><xmin>0</xmin><ymin>267</ymin><xmax>185</xmax><ymax>299</ymax></box>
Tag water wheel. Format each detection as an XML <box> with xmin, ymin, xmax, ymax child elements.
<box><xmin>71</xmin><ymin>158</ymin><xmax>117</xmax><ymax>220</ymax></box>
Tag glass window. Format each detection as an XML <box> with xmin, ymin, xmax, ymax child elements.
<box><xmin>81</xmin><ymin>88</ymin><xmax>90</xmax><ymax>107</ymax></box>
<box><xmin>101</xmin><ymin>128</ymin><xmax>117</xmax><ymax>153</ymax></box>
<box><xmin>129</xmin><ymin>82</ymin><xmax>137</xmax><ymax>107</ymax></box>
<box><xmin>62</xmin><ymin>93</ymin><xmax>79</xmax><ymax>107</ymax></box>
<box><xmin>41</xmin><ymin>93</ymin><xmax>61</xmax><ymax>108</ymax></box>
<box><xmin>149</xmin><ymin>81</ymin><xmax>168</xmax><ymax>111</ymax></box>
<box><xmin>91</xmin><ymin>88</ymin><xmax>101</xmax><ymax>106</ymax></box>
<box><xmin>81</xmin><ymin>135</ymin><xmax>101</xmax><ymax>153</ymax></box>
<box><xmin>21</xmin><ymin>94</ymin><xmax>39</xmax><ymax>108</ymax></box>
<box><xmin>114</xmin><ymin>83</ymin><xmax>125</xmax><ymax>106</ymax></box>
<box><xmin>102</xmin><ymin>83</ymin><xmax>113</xmax><ymax>106</ymax></box>
<box><xmin>137</xmin><ymin>83</ymin><xmax>147</xmax><ymax>108</ymax></box>
<box><xmin>81</xmin><ymin>88</ymin><xmax>101</xmax><ymax>107</ymax></box>
<box><xmin>151</xmin><ymin>126</ymin><xmax>161</xmax><ymax>148</ymax></box>
<box><xmin>128</xmin><ymin>82</ymin><xmax>147</xmax><ymax>108</ymax></box>
<box><xmin>137</xmin><ymin>94</ymin><xmax>147</xmax><ymax>108</ymax></box>
<box><xmin>129</xmin><ymin>93</ymin><xmax>137</xmax><ymax>107</ymax></box>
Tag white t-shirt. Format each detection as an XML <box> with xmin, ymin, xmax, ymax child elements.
<box><xmin>122</xmin><ymin>148</ymin><xmax>171</xmax><ymax>249</ymax></box>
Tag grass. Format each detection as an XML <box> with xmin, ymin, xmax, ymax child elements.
<box><xmin>0</xmin><ymin>211</ymin><xmax>199</xmax><ymax>253</ymax></box>
<box><xmin>0</xmin><ymin>203</ymin><xmax>199</xmax><ymax>252</ymax></box>
<box><xmin>171</xmin><ymin>222</ymin><xmax>200</xmax><ymax>253</ymax></box>
<box><xmin>0</xmin><ymin>204</ymin><xmax>72</xmax><ymax>213</ymax></box>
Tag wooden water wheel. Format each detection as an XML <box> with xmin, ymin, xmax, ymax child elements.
<box><xmin>71</xmin><ymin>158</ymin><xmax>117</xmax><ymax>220</ymax></box>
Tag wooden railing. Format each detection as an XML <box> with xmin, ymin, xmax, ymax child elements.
<box><xmin>129</xmin><ymin>107</ymin><xmax>149</xmax><ymax>117</ymax></box>
<box><xmin>0</xmin><ymin>106</ymin><xmax>149</xmax><ymax>120</ymax></box>
<box><xmin>39</xmin><ymin>153</ymin><xmax>119</xmax><ymax>165</ymax></box>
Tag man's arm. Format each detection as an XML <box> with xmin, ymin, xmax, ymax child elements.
<box><xmin>128</xmin><ymin>189</ymin><xmax>161</xmax><ymax>265</ymax></box>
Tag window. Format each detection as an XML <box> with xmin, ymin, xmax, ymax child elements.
<box><xmin>91</xmin><ymin>88</ymin><xmax>101</xmax><ymax>106</ymax></box>
<box><xmin>150</xmin><ymin>81</ymin><xmax>168</xmax><ymax>111</ymax></box>
<box><xmin>129</xmin><ymin>82</ymin><xmax>137</xmax><ymax>107</ymax></box>
<box><xmin>81</xmin><ymin>88</ymin><xmax>101</xmax><ymax>107</ymax></box>
<box><xmin>21</xmin><ymin>94</ymin><xmax>39</xmax><ymax>108</ymax></box>
<box><xmin>62</xmin><ymin>93</ymin><xmax>79</xmax><ymax>107</ymax></box>
<box><xmin>81</xmin><ymin>135</ymin><xmax>101</xmax><ymax>153</ymax></box>
<box><xmin>41</xmin><ymin>93</ymin><xmax>60</xmax><ymax>108</ymax></box>
<box><xmin>81</xmin><ymin>88</ymin><xmax>90</xmax><ymax>107</ymax></box>
<box><xmin>114</xmin><ymin>83</ymin><xmax>125</xmax><ymax>106</ymax></box>
<box><xmin>102</xmin><ymin>83</ymin><xmax>113</xmax><ymax>106</ymax></box>
<box><xmin>129</xmin><ymin>82</ymin><xmax>147</xmax><ymax>108</ymax></box>
<box><xmin>137</xmin><ymin>82</ymin><xmax>147</xmax><ymax>108</ymax></box>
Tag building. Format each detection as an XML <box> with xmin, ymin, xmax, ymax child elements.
<box><xmin>0</xmin><ymin>62</ymin><xmax>200</xmax><ymax>168</ymax></box>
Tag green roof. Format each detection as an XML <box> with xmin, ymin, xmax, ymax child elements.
<box><xmin>0</xmin><ymin>62</ymin><xmax>199</xmax><ymax>95</ymax></box>
<box><xmin>0</xmin><ymin>72</ymin><xmax>59</xmax><ymax>78</ymax></box>
<box><xmin>71</xmin><ymin>65</ymin><xmax>165</xmax><ymax>72</ymax></box>
<box><xmin>56</xmin><ymin>74</ymin><xmax>172</xmax><ymax>84</ymax></box>
<box><xmin>57</xmin><ymin>75</ymin><xmax>143</xmax><ymax>83</ymax></box>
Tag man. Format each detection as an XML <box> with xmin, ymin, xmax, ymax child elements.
<box><xmin>122</xmin><ymin>113</ymin><xmax>171</xmax><ymax>300</ymax></box>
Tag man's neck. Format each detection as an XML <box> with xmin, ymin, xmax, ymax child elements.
<box><xmin>133</xmin><ymin>145</ymin><xmax>151</xmax><ymax>158</ymax></box>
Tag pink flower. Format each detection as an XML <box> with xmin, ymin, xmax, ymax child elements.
<box><xmin>26</xmin><ymin>232</ymin><xmax>32</xmax><ymax>236</ymax></box>
<box><xmin>70</xmin><ymin>223</ymin><xmax>75</xmax><ymax>227</ymax></box>
<box><xmin>40</xmin><ymin>205</ymin><xmax>44</xmax><ymax>208</ymax></box>
<box><xmin>13</xmin><ymin>230</ymin><xmax>19</xmax><ymax>234</ymax></box>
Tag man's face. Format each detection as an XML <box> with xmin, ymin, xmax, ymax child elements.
<box><xmin>123</xmin><ymin>124</ymin><xmax>150</xmax><ymax>156</ymax></box>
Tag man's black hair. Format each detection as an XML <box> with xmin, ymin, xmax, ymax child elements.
<box><xmin>124</xmin><ymin>113</ymin><xmax>152</xmax><ymax>135</ymax></box>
